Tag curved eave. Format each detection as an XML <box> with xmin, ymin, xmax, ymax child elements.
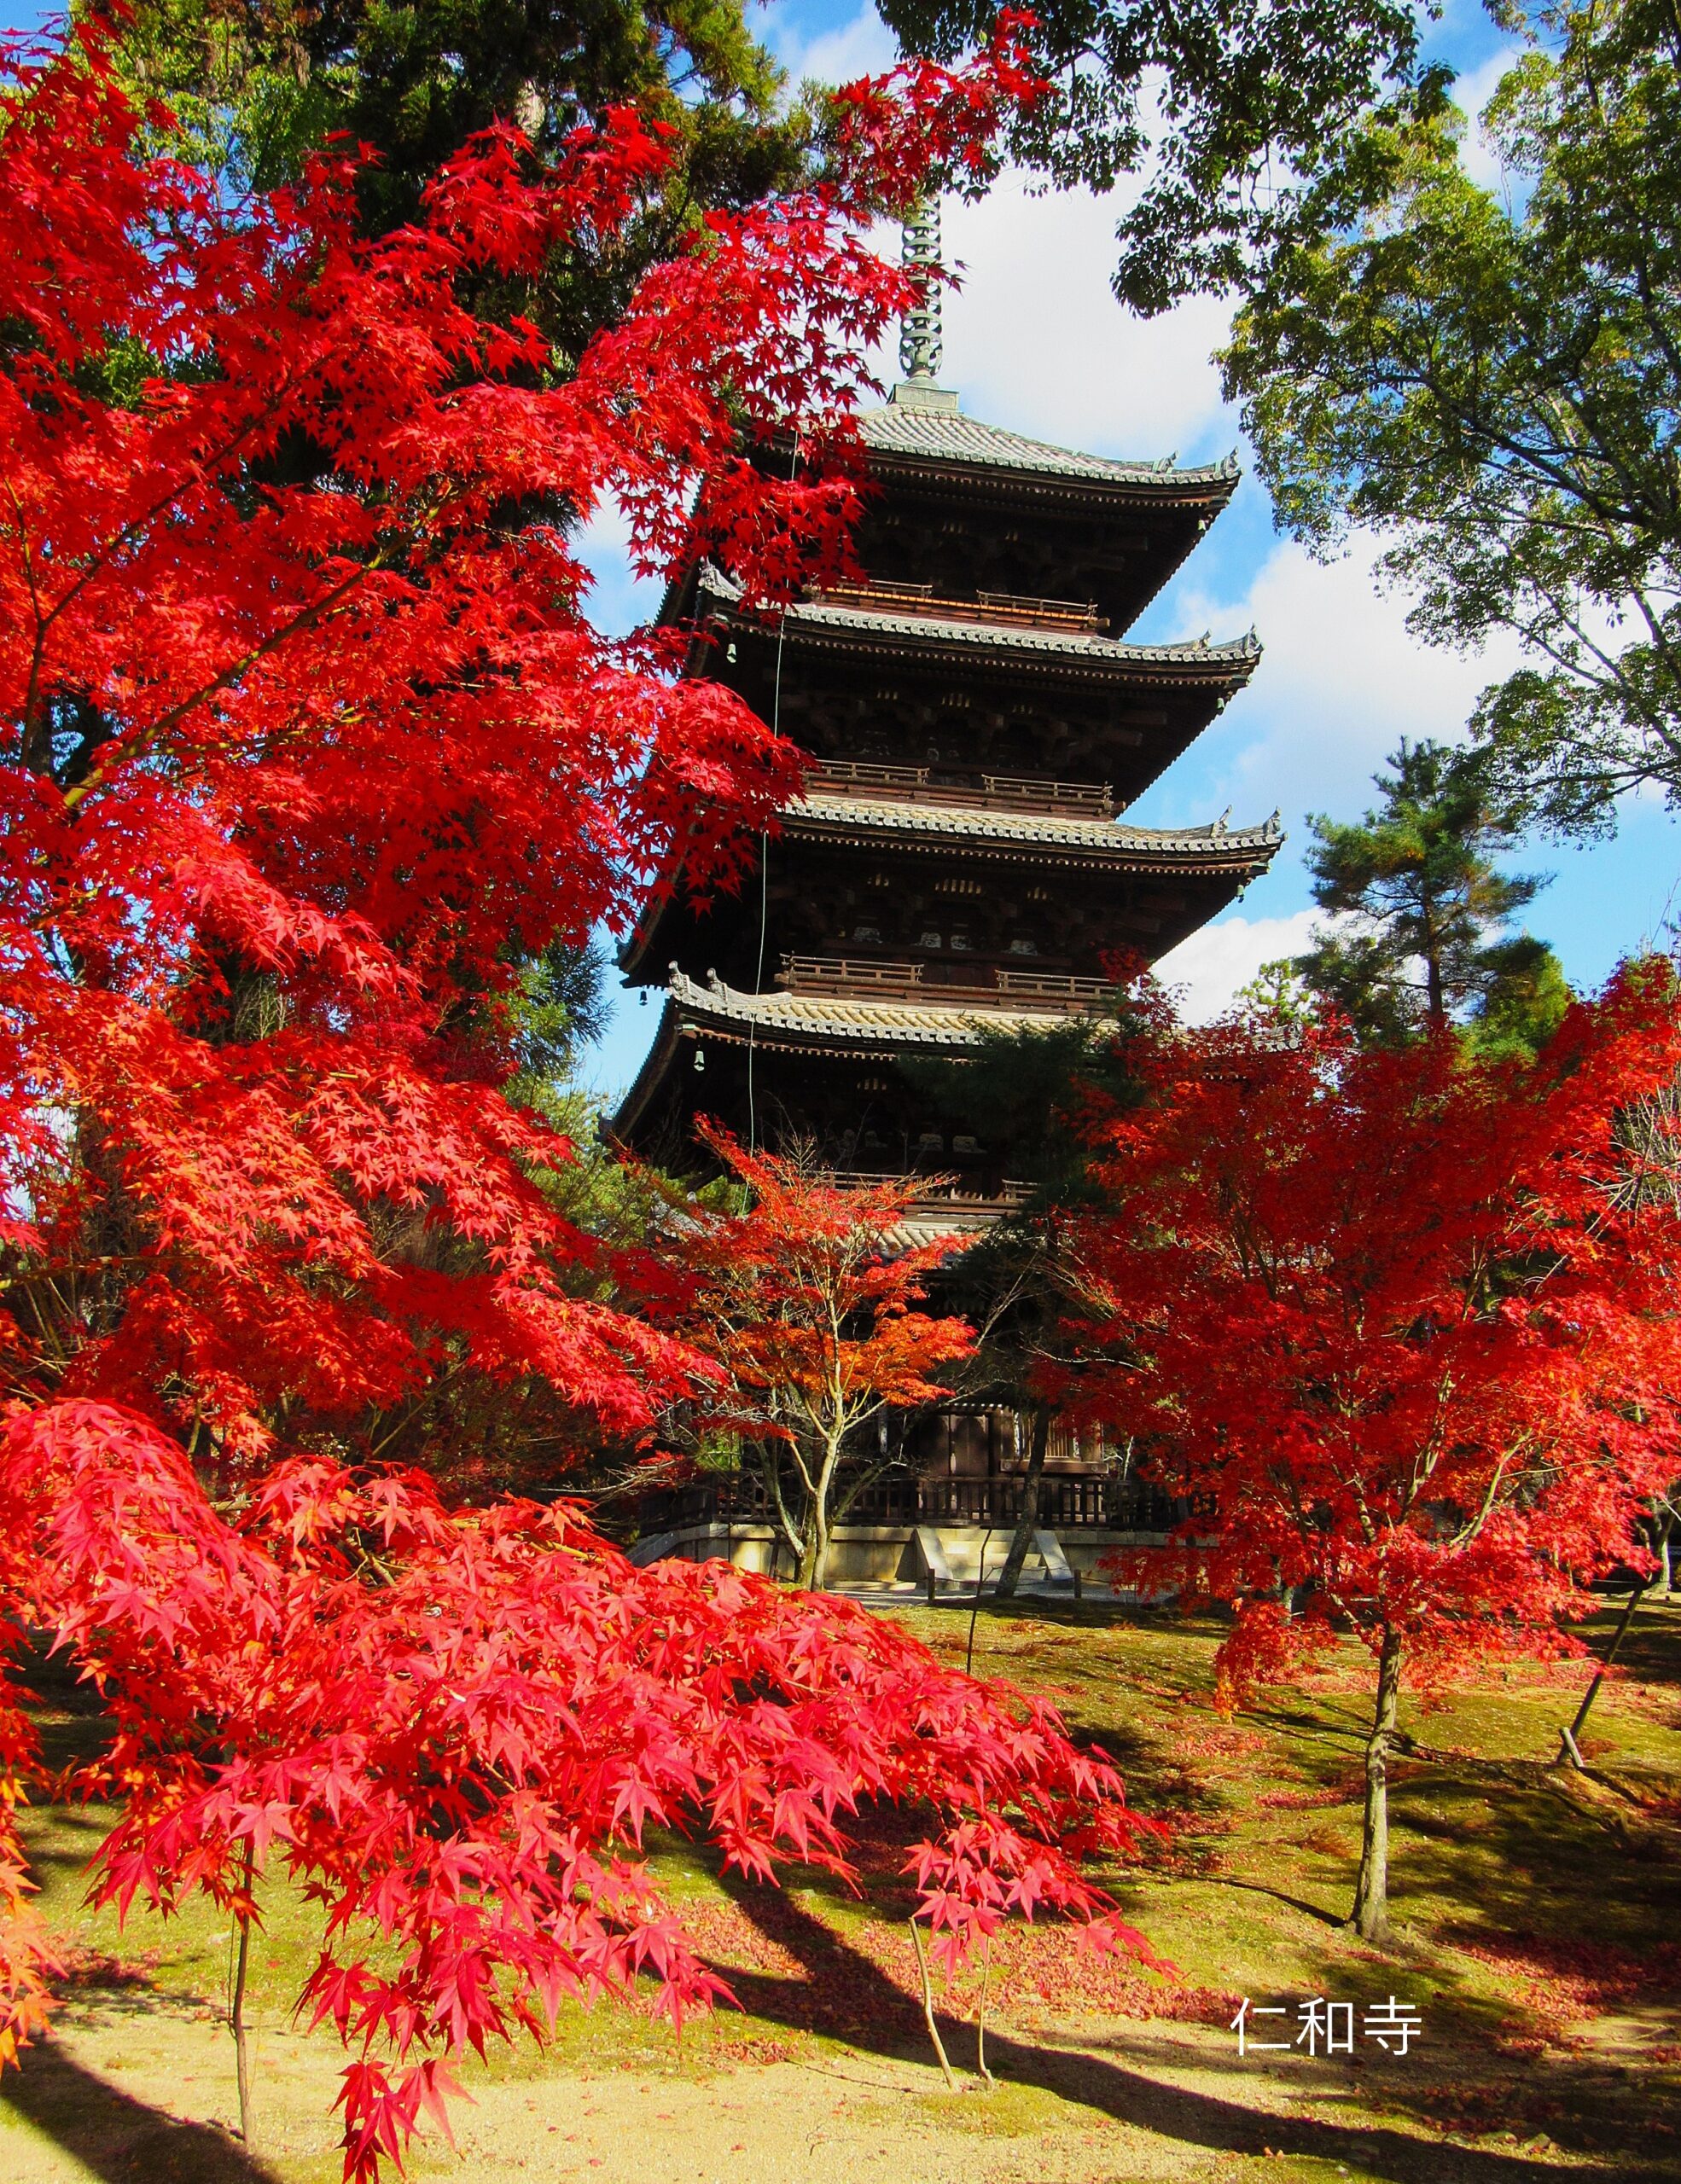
<box><xmin>852</xmin><ymin>401</ymin><xmax>1242</xmax><ymax>499</ymax></box>
<box><xmin>608</xmin><ymin>993</ymin><xmax>686</xmax><ymax>1146</ymax></box>
<box><xmin>858</xmin><ymin>446</ymin><xmax>1241</xmax><ymax>522</ymax></box>
<box><xmin>689</xmin><ymin>578</ymin><xmax>1259</xmax><ymax>690</ymax></box>
<box><xmin>783</xmin><ymin>795</ymin><xmax>1283</xmax><ymax>870</ymax></box>
<box><xmin>617</xmin><ymin>801</ymin><xmax>1284</xmax><ymax>982</ymax></box>
<box><xmin>615</xmin><ymin>976</ymin><xmax>1078</xmax><ymax>1124</ymax></box>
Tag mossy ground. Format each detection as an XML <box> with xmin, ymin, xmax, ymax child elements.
<box><xmin>3</xmin><ymin>1594</ymin><xmax>1680</xmax><ymax>2182</ymax></box>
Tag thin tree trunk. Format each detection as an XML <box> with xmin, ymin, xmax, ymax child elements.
<box><xmin>1350</xmin><ymin>1627</ymin><xmax>1403</xmax><ymax>1943</ymax></box>
<box><xmin>231</xmin><ymin>1838</ymin><xmax>255</xmax><ymax>2145</ymax></box>
<box><xmin>797</xmin><ymin>1439</ymin><xmax>840</xmax><ymax>1589</ymax></box>
<box><xmin>995</xmin><ymin>1403</ymin><xmax>1052</xmax><ymax>1600</ymax></box>
<box><xmin>1561</xmin><ymin>1576</ymin><xmax>1649</xmax><ymax>1763</ymax></box>
<box><xmin>909</xmin><ymin>1919</ymin><xmax>957</xmax><ymax>2091</ymax></box>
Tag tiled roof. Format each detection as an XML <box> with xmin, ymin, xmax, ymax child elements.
<box><xmin>695</xmin><ymin>568</ymin><xmax>1260</xmax><ymax>671</ymax></box>
<box><xmin>666</xmin><ymin>968</ymin><xmax>1067</xmax><ymax>1048</ymax></box>
<box><xmin>858</xmin><ymin>398</ymin><xmax>1241</xmax><ymax>491</ymax></box>
<box><xmin>788</xmin><ymin>792</ymin><xmax>1283</xmax><ymax>857</ymax></box>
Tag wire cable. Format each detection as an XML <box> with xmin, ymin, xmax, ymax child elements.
<box><xmin>747</xmin><ymin>429</ymin><xmax>801</xmax><ymax>1153</ymax></box>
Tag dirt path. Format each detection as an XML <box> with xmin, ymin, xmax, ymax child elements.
<box><xmin>1</xmin><ymin>1989</ymin><xmax>1663</xmax><ymax>2184</ymax></box>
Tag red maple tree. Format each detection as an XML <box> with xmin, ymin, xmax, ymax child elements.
<box><xmin>1073</xmin><ymin>973</ymin><xmax>1681</xmax><ymax>1940</ymax></box>
<box><xmin>0</xmin><ymin>19</ymin><xmax>1150</xmax><ymax>2174</ymax></box>
<box><xmin>649</xmin><ymin>1124</ymin><xmax>976</xmax><ymax>1586</ymax></box>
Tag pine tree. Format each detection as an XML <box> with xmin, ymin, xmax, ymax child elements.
<box><xmin>1291</xmin><ymin>739</ymin><xmax>1570</xmax><ymax>1054</ymax></box>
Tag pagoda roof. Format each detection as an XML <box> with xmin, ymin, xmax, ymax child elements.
<box><xmin>609</xmin><ymin>963</ymin><xmax>1305</xmax><ymax>1150</ymax></box>
<box><xmin>611</xmin><ymin>967</ymin><xmax>1075</xmax><ymax>1141</ymax></box>
<box><xmin>618</xmin><ymin>798</ymin><xmax>1278</xmax><ymax>979</ymax></box>
<box><xmin>858</xmin><ymin>392</ymin><xmax>1240</xmax><ymax>497</ymax></box>
<box><xmin>695</xmin><ymin>567</ymin><xmax>1260</xmax><ymax>681</ymax></box>
<box><xmin>666</xmin><ymin>967</ymin><xmax>1069</xmax><ymax>1048</ymax></box>
<box><xmin>785</xmin><ymin>791</ymin><xmax>1283</xmax><ymax>863</ymax></box>
<box><xmin>617</xmin><ymin>792</ymin><xmax>1281</xmax><ymax>980</ymax></box>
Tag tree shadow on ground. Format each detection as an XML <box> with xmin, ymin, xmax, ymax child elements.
<box><xmin>1397</xmin><ymin>1765</ymin><xmax>1681</xmax><ymax>1960</ymax></box>
<box><xmin>715</xmin><ymin>1871</ymin><xmax>1681</xmax><ymax>2184</ymax></box>
<box><xmin>1</xmin><ymin>2036</ymin><xmax>280</xmax><ymax>2184</ymax></box>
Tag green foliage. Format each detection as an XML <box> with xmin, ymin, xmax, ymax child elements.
<box><xmin>1224</xmin><ymin>0</ymin><xmax>1681</xmax><ymax>836</ymax></box>
<box><xmin>505</xmin><ymin>937</ymin><xmax>610</xmax><ymax>1105</ymax></box>
<box><xmin>1290</xmin><ymin>738</ymin><xmax>1571</xmax><ymax>1053</ymax></box>
<box><xmin>99</xmin><ymin>0</ymin><xmax>810</xmax><ymax>357</ymax></box>
<box><xmin>1467</xmin><ymin>933</ymin><xmax>1574</xmax><ymax>1060</ymax></box>
<box><xmin>906</xmin><ymin>1014</ymin><xmax>1134</xmax><ymax>1210</ymax></box>
<box><xmin>877</xmin><ymin>0</ymin><xmax>1447</xmax><ymax>313</ymax></box>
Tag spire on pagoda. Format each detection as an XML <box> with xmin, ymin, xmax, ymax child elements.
<box><xmin>899</xmin><ymin>198</ymin><xmax>944</xmax><ymax>386</ymax></box>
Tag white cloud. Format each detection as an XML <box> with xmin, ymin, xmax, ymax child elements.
<box><xmin>1451</xmin><ymin>44</ymin><xmax>1526</xmax><ymax>195</ymax></box>
<box><xmin>936</xmin><ymin>180</ymin><xmax>1234</xmax><ymax>462</ymax></box>
<box><xmin>1154</xmin><ymin>909</ymin><xmax>1326</xmax><ymax>1023</ymax></box>
<box><xmin>771</xmin><ymin>3</ymin><xmax>899</xmax><ymax>90</ymax></box>
<box><xmin>1145</xmin><ymin>531</ymin><xmax>1526</xmax><ymax>835</ymax></box>
<box><xmin>771</xmin><ymin>5</ymin><xmax>1235</xmax><ymax>462</ymax></box>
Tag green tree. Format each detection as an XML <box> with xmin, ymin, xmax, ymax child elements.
<box><xmin>878</xmin><ymin>0</ymin><xmax>1450</xmax><ymax>313</ymax></box>
<box><xmin>98</xmin><ymin>0</ymin><xmax>807</xmax><ymax>358</ymax></box>
<box><xmin>906</xmin><ymin>1015</ymin><xmax>1137</xmax><ymax>1597</ymax></box>
<box><xmin>1223</xmin><ymin>0</ymin><xmax>1681</xmax><ymax>836</ymax></box>
<box><xmin>1290</xmin><ymin>739</ymin><xmax>1571</xmax><ymax>1055</ymax></box>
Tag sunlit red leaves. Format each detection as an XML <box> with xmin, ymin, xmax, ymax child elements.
<box><xmin>651</xmin><ymin>1124</ymin><xmax>977</xmax><ymax>1427</ymax></box>
<box><xmin>1079</xmin><ymin>969</ymin><xmax>1681</xmax><ymax>1693</ymax></box>
<box><xmin>3</xmin><ymin>1401</ymin><xmax>1142</xmax><ymax>2178</ymax></box>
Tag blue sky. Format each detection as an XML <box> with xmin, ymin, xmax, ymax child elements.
<box><xmin>573</xmin><ymin>0</ymin><xmax>1681</xmax><ymax>1097</ymax></box>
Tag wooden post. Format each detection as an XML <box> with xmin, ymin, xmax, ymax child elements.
<box><xmin>965</xmin><ymin>1526</ymin><xmax>996</xmax><ymax>1677</ymax></box>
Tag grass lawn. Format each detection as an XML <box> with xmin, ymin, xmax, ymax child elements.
<box><xmin>3</xmin><ymin>1593</ymin><xmax>1680</xmax><ymax>2183</ymax></box>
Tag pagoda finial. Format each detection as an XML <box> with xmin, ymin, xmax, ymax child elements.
<box><xmin>899</xmin><ymin>197</ymin><xmax>943</xmax><ymax>382</ymax></box>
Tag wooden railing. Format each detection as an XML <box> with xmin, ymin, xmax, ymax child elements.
<box><xmin>806</xmin><ymin>758</ymin><xmax>1114</xmax><ymax>817</ymax></box>
<box><xmin>829</xmin><ymin>1172</ymin><xmax>1029</xmax><ymax>1217</ymax></box>
<box><xmin>777</xmin><ymin>955</ymin><xmax>924</xmax><ymax>998</ymax></box>
<box><xmin>811</xmin><ymin>580</ymin><xmax>1107</xmax><ymax>634</ymax></box>
<box><xmin>993</xmin><ymin>967</ymin><xmax>1119</xmax><ymax>1004</ymax></box>
<box><xmin>982</xmin><ymin>772</ymin><xmax>1112</xmax><ymax>814</ymax></box>
<box><xmin>777</xmin><ymin>956</ymin><xmax>1120</xmax><ymax>1014</ymax></box>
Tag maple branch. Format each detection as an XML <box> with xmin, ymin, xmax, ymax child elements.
<box><xmin>60</xmin><ymin>552</ymin><xmax>394</xmax><ymax>814</ymax></box>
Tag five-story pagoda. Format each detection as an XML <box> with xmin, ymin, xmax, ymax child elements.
<box><xmin>614</xmin><ymin>209</ymin><xmax>1281</xmax><ymax>1199</ymax></box>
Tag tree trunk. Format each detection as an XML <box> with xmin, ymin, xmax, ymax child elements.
<box><xmin>995</xmin><ymin>1403</ymin><xmax>1052</xmax><ymax>1600</ymax></box>
<box><xmin>231</xmin><ymin>1838</ymin><xmax>255</xmax><ymax>2145</ymax></box>
<box><xmin>1560</xmin><ymin>1575</ymin><xmax>1649</xmax><ymax>1763</ymax></box>
<box><xmin>796</xmin><ymin>1439</ymin><xmax>840</xmax><ymax>1589</ymax></box>
<box><xmin>1349</xmin><ymin>1627</ymin><xmax>1403</xmax><ymax>1943</ymax></box>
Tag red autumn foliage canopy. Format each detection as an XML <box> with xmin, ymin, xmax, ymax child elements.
<box><xmin>0</xmin><ymin>19</ymin><xmax>1145</xmax><ymax>2176</ymax></box>
<box><xmin>1074</xmin><ymin>973</ymin><xmax>1681</xmax><ymax>1693</ymax></box>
